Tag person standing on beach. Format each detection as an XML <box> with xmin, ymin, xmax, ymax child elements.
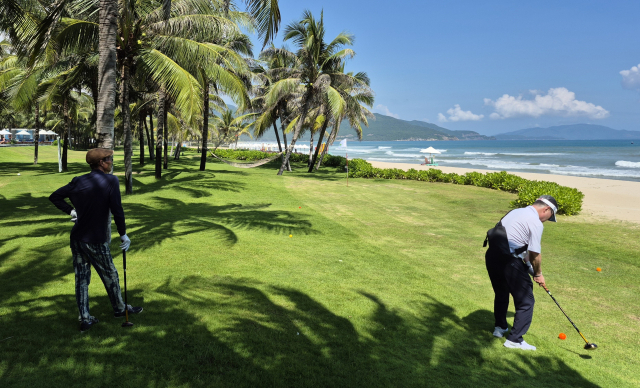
<box><xmin>483</xmin><ymin>195</ymin><xmax>558</xmax><ymax>350</ymax></box>
<box><xmin>49</xmin><ymin>148</ymin><xmax>142</xmax><ymax>332</ymax></box>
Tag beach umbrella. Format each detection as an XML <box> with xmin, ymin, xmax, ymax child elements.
<box><xmin>16</xmin><ymin>130</ymin><xmax>31</xmax><ymax>136</ymax></box>
<box><xmin>419</xmin><ymin>147</ymin><xmax>441</xmax><ymax>154</ymax></box>
<box><xmin>0</xmin><ymin>129</ymin><xmax>12</xmax><ymax>135</ymax></box>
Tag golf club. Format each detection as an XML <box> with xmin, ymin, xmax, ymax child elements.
<box><xmin>121</xmin><ymin>250</ymin><xmax>133</xmax><ymax>328</ymax></box>
<box><xmin>542</xmin><ymin>285</ymin><xmax>596</xmax><ymax>350</ymax></box>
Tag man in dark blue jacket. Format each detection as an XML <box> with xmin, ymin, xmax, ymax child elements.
<box><xmin>50</xmin><ymin>148</ymin><xmax>142</xmax><ymax>332</ymax></box>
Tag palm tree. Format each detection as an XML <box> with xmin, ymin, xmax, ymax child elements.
<box><xmin>208</xmin><ymin>108</ymin><xmax>256</xmax><ymax>152</ymax></box>
<box><xmin>312</xmin><ymin>69</ymin><xmax>374</xmax><ymax>171</ymax></box>
<box><xmin>259</xmin><ymin>10</ymin><xmax>353</xmax><ymax>175</ymax></box>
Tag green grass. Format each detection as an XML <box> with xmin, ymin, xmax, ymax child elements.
<box><xmin>1</xmin><ymin>146</ymin><xmax>639</xmax><ymax>387</ymax></box>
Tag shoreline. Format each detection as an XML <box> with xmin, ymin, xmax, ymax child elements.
<box><xmin>369</xmin><ymin>161</ymin><xmax>640</xmax><ymax>225</ymax></box>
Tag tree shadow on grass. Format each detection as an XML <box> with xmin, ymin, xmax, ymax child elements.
<box><xmin>0</xmin><ymin>275</ymin><xmax>600</xmax><ymax>388</ymax></box>
<box><xmin>0</xmin><ymin>161</ymin><xmax>87</xmax><ymax>177</ymax></box>
<box><xmin>126</xmin><ymin>198</ymin><xmax>317</xmax><ymax>251</ymax></box>
<box><xmin>130</xmin><ymin>171</ymin><xmax>246</xmax><ymax>197</ymax></box>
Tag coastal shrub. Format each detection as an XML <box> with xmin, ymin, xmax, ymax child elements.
<box><xmin>512</xmin><ymin>180</ymin><xmax>584</xmax><ymax>215</ymax></box>
<box><xmin>209</xmin><ymin>149</ymin><xmax>342</xmax><ymax>166</ymax></box>
<box><xmin>346</xmin><ymin>158</ymin><xmax>583</xmax><ymax>215</ymax></box>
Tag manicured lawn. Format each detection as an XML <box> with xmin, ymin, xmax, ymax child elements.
<box><xmin>1</xmin><ymin>146</ymin><xmax>639</xmax><ymax>387</ymax></box>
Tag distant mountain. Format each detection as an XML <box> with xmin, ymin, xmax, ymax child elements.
<box><xmin>245</xmin><ymin>113</ymin><xmax>493</xmax><ymax>142</ymax></box>
<box><xmin>495</xmin><ymin>124</ymin><xmax>640</xmax><ymax>140</ymax></box>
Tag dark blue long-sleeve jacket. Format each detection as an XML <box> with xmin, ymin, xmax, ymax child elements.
<box><xmin>49</xmin><ymin>169</ymin><xmax>126</xmax><ymax>244</ymax></box>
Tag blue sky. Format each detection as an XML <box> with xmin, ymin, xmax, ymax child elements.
<box><xmin>247</xmin><ymin>0</ymin><xmax>640</xmax><ymax>135</ymax></box>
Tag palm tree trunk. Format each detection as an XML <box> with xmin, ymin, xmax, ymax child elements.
<box><xmin>273</xmin><ymin>122</ymin><xmax>282</xmax><ymax>152</ymax></box>
<box><xmin>122</xmin><ymin>64</ymin><xmax>133</xmax><ymax>194</ymax></box>
<box><xmin>308</xmin><ymin>132</ymin><xmax>314</xmax><ymax>167</ymax></box>
<box><xmin>96</xmin><ymin>0</ymin><xmax>118</xmax><ymax>149</ymax></box>
<box><xmin>62</xmin><ymin>98</ymin><xmax>69</xmax><ymax>172</ymax></box>
<box><xmin>155</xmin><ymin>91</ymin><xmax>165</xmax><ymax>179</ymax></box>
<box><xmin>199</xmin><ymin>80</ymin><xmax>209</xmax><ymax>171</ymax></box>
<box><xmin>280</xmin><ymin>114</ymin><xmax>291</xmax><ymax>171</ymax></box>
<box><xmin>163</xmin><ymin>100</ymin><xmax>168</xmax><ymax>169</ymax></box>
<box><xmin>308</xmin><ymin>116</ymin><xmax>330</xmax><ymax>172</ymax></box>
<box><xmin>315</xmin><ymin>119</ymin><xmax>341</xmax><ymax>171</ymax></box>
<box><xmin>278</xmin><ymin>97</ymin><xmax>310</xmax><ymax>175</ymax></box>
<box><xmin>146</xmin><ymin>113</ymin><xmax>155</xmax><ymax>161</ymax></box>
<box><xmin>33</xmin><ymin>103</ymin><xmax>39</xmax><ymax>165</ymax></box>
<box><xmin>139</xmin><ymin>112</ymin><xmax>145</xmax><ymax>165</ymax></box>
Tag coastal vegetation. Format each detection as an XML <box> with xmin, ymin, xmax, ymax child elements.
<box><xmin>0</xmin><ymin>146</ymin><xmax>638</xmax><ymax>387</ymax></box>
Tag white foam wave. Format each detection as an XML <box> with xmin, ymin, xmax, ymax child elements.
<box><xmin>615</xmin><ymin>160</ymin><xmax>640</xmax><ymax>168</ymax></box>
<box><xmin>367</xmin><ymin>158</ymin><xmax>423</xmax><ymax>162</ymax></box>
<box><xmin>465</xmin><ymin>152</ymin><xmax>497</xmax><ymax>156</ymax></box>
<box><xmin>377</xmin><ymin>146</ymin><xmax>391</xmax><ymax>149</ymax></box>
<box><xmin>385</xmin><ymin>151</ymin><xmax>423</xmax><ymax>158</ymax></box>
<box><xmin>463</xmin><ymin>151</ymin><xmax>564</xmax><ymax>156</ymax></box>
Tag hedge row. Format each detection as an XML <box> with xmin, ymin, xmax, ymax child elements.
<box><xmin>210</xmin><ymin>149</ymin><xmax>345</xmax><ymax>167</ymax></box>
<box><xmin>342</xmin><ymin>158</ymin><xmax>584</xmax><ymax>215</ymax></box>
<box><xmin>205</xmin><ymin>150</ymin><xmax>584</xmax><ymax>215</ymax></box>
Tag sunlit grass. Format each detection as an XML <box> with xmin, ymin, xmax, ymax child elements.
<box><xmin>0</xmin><ymin>145</ymin><xmax>639</xmax><ymax>387</ymax></box>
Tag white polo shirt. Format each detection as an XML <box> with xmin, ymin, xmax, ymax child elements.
<box><xmin>501</xmin><ymin>206</ymin><xmax>543</xmax><ymax>258</ymax></box>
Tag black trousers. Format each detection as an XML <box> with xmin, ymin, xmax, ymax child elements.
<box><xmin>485</xmin><ymin>248</ymin><xmax>535</xmax><ymax>343</ymax></box>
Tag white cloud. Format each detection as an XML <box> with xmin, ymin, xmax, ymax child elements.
<box><xmin>373</xmin><ymin>104</ymin><xmax>400</xmax><ymax>119</ymax></box>
<box><xmin>485</xmin><ymin>87</ymin><xmax>609</xmax><ymax>119</ymax></box>
<box><xmin>438</xmin><ymin>104</ymin><xmax>484</xmax><ymax>122</ymax></box>
<box><xmin>620</xmin><ymin>64</ymin><xmax>640</xmax><ymax>91</ymax></box>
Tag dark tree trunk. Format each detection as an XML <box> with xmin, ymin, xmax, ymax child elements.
<box><xmin>96</xmin><ymin>0</ymin><xmax>118</xmax><ymax>149</ymax></box>
<box><xmin>34</xmin><ymin>103</ymin><xmax>40</xmax><ymax>165</ymax></box>
<box><xmin>163</xmin><ymin>100</ymin><xmax>168</xmax><ymax>169</ymax></box>
<box><xmin>155</xmin><ymin>92</ymin><xmax>165</xmax><ymax>179</ymax></box>
<box><xmin>199</xmin><ymin>81</ymin><xmax>209</xmax><ymax>171</ymax></box>
<box><xmin>280</xmin><ymin>114</ymin><xmax>291</xmax><ymax>171</ymax></box>
<box><xmin>308</xmin><ymin>131</ymin><xmax>314</xmax><ymax>167</ymax></box>
<box><xmin>122</xmin><ymin>64</ymin><xmax>133</xmax><ymax>194</ymax></box>
<box><xmin>146</xmin><ymin>113</ymin><xmax>155</xmax><ymax>161</ymax></box>
<box><xmin>278</xmin><ymin>96</ymin><xmax>310</xmax><ymax>175</ymax></box>
<box><xmin>273</xmin><ymin>122</ymin><xmax>282</xmax><ymax>152</ymax></box>
<box><xmin>62</xmin><ymin>98</ymin><xmax>69</xmax><ymax>172</ymax></box>
<box><xmin>139</xmin><ymin>112</ymin><xmax>145</xmax><ymax>165</ymax></box>
<box><xmin>316</xmin><ymin>119</ymin><xmax>341</xmax><ymax>171</ymax></box>
<box><xmin>308</xmin><ymin>116</ymin><xmax>330</xmax><ymax>172</ymax></box>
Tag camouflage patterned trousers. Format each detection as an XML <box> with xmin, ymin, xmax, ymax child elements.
<box><xmin>70</xmin><ymin>239</ymin><xmax>125</xmax><ymax>322</ymax></box>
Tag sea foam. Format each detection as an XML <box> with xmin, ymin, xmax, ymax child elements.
<box><xmin>615</xmin><ymin>161</ymin><xmax>640</xmax><ymax>168</ymax></box>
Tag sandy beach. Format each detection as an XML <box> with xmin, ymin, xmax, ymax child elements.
<box><xmin>369</xmin><ymin>161</ymin><xmax>640</xmax><ymax>225</ymax></box>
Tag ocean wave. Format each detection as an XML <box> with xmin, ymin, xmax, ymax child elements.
<box><xmin>385</xmin><ymin>151</ymin><xmax>424</xmax><ymax>158</ymax></box>
<box><xmin>463</xmin><ymin>151</ymin><xmax>564</xmax><ymax>156</ymax></box>
<box><xmin>615</xmin><ymin>160</ymin><xmax>640</xmax><ymax>168</ymax></box>
<box><xmin>367</xmin><ymin>158</ymin><xmax>423</xmax><ymax>162</ymax></box>
<box><xmin>443</xmin><ymin>159</ymin><xmax>640</xmax><ymax>178</ymax></box>
<box><xmin>464</xmin><ymin>152</ymin><xmax>497</xmax><ymax>156</ymax></box>
<box><xmin>377</xmin><ymin>146</ymin><xmax>391</xmax><ymax>149</ymax></box>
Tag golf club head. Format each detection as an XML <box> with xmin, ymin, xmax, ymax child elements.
<box><xmin>584</xmin><ymin>343</ymin><xmax>597</xmax><ymax>350</ymax></box>
<box><xmin>121</xmin><ymin>321</ymin><xmax>134</xmax><ymax>328</ymax></box>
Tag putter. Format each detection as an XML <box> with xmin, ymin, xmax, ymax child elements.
<box><xmin>542</xmin><ymin>285</ymin><xmax>596</xmax><ymax>350</ymax></box>
<box><xmin>121</xmin><ymin>250</ymin><xmax>134</xmax><ymax>328</ymax></box>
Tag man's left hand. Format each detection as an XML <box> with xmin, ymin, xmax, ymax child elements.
<box><xmin>120</xmin><ymin>235</ymin><xmax>131</xmax><ymax>251</ymax></box>
<box><xmin>70</xmin><ymin>209</ymin><xmax>78</xmax><ymax>223</ymax></box>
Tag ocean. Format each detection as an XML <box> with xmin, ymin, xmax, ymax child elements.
<box><xmin>329</xmin><ymin>140</ymin><xmax>640</xmax><ymax>182</ymax></box>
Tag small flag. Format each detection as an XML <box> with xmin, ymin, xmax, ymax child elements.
<box><xmin>339</xmin><ymin>139</ymin><xmax>347</xmax><ymax>147</ymax></box>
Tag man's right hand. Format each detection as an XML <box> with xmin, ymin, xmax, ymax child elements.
<box><xmin>70</xmin><ymin>209</ymin><xmax>78</xmax><ymax>223</ymax></box>
<box><xmin>533</xmin><ymin>274</ymin><xmax>546</xmax><ymax>289</ymax></box>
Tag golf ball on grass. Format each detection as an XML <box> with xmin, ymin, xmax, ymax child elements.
<box><xmin>559</xmin><ymin>333</ymin><xmax>566</xmax><ymax>340</ymax></box>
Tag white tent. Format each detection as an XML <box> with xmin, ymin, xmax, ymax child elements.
<box><xmin>0</xmin><ymin>129</ymin><xmax>11</xmax><ymax>135</ymax></box>
<box><xmin>16</xmin><ymin>130</ymin><xmax>31</xmax><ymax>136</ymax></box>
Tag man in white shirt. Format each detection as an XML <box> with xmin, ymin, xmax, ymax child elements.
<box><xmin>484</xmin><ymin>195</ymin><xmax>558</xmax><ymax>351</ymax></box>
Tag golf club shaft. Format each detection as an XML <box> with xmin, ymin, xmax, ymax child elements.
<box><xmin>542</xmin><ymin>285</ymin><xmax>590</xmax><ymax>344</ymax></box>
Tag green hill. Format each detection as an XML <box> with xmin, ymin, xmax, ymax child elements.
<box><xmin>246</xmin><ymin>113</ymin><xmax>493</xmax><ymax>142</ymax></box>
<box><xmin>495</xmin><ymin>124</ymin><xmax>640</xmax><ymax>140</ymax></box>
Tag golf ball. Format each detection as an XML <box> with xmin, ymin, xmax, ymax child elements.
<box><xmin>17</xmin><ymin>173</ymin><xmax>21</xmax><ymax>176</ymax></box>
<box><xmin>559</xmin><ymin>333</ymin><xmax>566</xmax><ymax>340</ymax></box>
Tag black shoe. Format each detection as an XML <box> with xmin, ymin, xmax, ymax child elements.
<box><xmin>114</xmin><ymin>304</ymin><xmax>143</xmax><ymax>317</ymax></box>
<box><xmin>80</xmin><ymin>317</ymin><xmax>99</xmax><ymax>332</ymax></box>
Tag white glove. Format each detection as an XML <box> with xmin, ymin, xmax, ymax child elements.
<box><xmin>70</xmin><ymin>209</ymin><xmax>78</xmax><ymax>223</ymax></box>
<box><xmin>120</xmin><ymin>234</ymin><xmax>131</xmax><ymax>251</ymax></box>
